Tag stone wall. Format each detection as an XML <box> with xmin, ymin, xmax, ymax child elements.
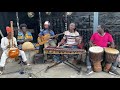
<box><xmin>67</xmin><ymin>12</ymin><xmax>94</xmax><ymax>29</ymax></box>
<box><xmin>99</xmin><ymin>12</ymin><xmax>120</xmax><ymax>50</ymax></box>
<box><xmin>99</xmin><ymin>12</ymin><xmax>120</xmax><ymax>32</ymax></box>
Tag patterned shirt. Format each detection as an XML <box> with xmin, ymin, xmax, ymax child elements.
<box><xmin>17</xmin><ymin>31</ymin><xmax>33</xmax><ymax>43</ymax></box>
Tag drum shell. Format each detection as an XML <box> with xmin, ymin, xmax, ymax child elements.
<box><xmin>24</xmin><ymin>50</ymin><xmax>37</xmax><ymax>64</ymax></box>
<box><xmin>89</xmin><ymin>51</ymin><xmax>104</xmax><ymax>63</ymax></box>
<box><xmin>103</xmin><ymin>63</ymin><xmax>112</xmax><ymax>72</ymax></box>
<box><xmin>105</xmin><ymin>52</ymin><xmax>119</xmax><ymax>63</ymax></box>
<box><xmin>93</xmin><ymin>61</ymin><xmax>102</xmax><ymax>72</ymax></box>
<box><xmin>89</xmin><ymin>48</ymin><xmax>103</xmax><ymax>72</ymax></box>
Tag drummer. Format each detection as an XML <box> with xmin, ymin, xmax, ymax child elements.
<box><xmin>17</xmin><ymin>24</ymin><xmax>33</xmax><ymax>49</ymax></box>
<box><xmin>86</xmin><ymin>24</ymin><xmax>119</xmax><ymax>75</ymax></box>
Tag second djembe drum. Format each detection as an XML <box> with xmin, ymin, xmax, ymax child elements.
<box><xmin>104</xmin><ymin>47</ymin><xmax>119</xmax><ymax>72</ymax></box>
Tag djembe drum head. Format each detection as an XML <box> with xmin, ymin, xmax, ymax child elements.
<box><xmin>105</xmin><ymin>47</ymin><xmax>119</xmax><ymax>63</ymax></box>
<box><xmin>105</xmin><ymin>47</ymin><xmax>119</xmax><ymax>54</ymax></box>
<box><xmin>89</xmin><ymin>46</ymin><xmax>104</xmax><ymax>53</ymax></box>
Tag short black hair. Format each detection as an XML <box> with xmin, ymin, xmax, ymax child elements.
<box><xmin>100</xmin><ymin>24</ymin><xmax>106</xmax><ymax>30</ymax></box>
<box><xmin>100</xmin><ymin>24</ymin><xmax>109</xmax><ymax>33</ymax></box>
<box><xmin>20</xmin><ymin>24</ymin><xmax>27</xmax><ymax>29</ymax></box>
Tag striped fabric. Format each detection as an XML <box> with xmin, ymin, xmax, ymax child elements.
<box><xmin>63</xmin><ymin>31</ymin><xmax>80</xmax><ymax>45</ymax></box>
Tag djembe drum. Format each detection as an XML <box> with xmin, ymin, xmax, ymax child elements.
<box><xmin>22</xmin><ymin>42</ymin><xmax>36</xmax><ymax>63</ymax></box>
<box><xmin>104</xmin><ymin>47</ymin><xmax>119</xmax><ymax>72</ymax></box>
<box><xmin>22</xmin><ymin>42</ymin><xmax>35</xmax><ymax>51</ymax></box>
<box><xmin>89</xmin><ymin>46</ymin><xmax>104</xmax><ymax>72</ymax></box>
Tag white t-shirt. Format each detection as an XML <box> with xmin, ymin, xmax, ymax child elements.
<box><xmin>63</xmin><ymin>31</ymin><xmax>79</xmax><ymax>45</ymax></box>
<box><xmin>1</xmin><ymin>37</ymin><xmax>17</xmax><ymax>51</ymax></box>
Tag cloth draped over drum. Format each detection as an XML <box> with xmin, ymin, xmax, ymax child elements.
<box><xmin>22</xmin><ymin>42</ymin><xmax>35</xmax><ymax>51</ymax></box>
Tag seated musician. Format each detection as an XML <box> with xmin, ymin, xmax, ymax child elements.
<box><xmin>17</xmin><ymin>24</ymin><xmax>33</xmax><ymax>49</ymax></box>
<box><xmin>86</xmin><ymin>24</ymin><xmax>119</xmax><ymax>75</ymax></box>
<box><xmin>0</xmin><ymin>26</ymin><xmax>30</xmax><ymax>75</ymax></box>
<box><xmin>38</xmin><ymin>21</ymin><xmax>58</xmax><ymax>60</ymax></box>
<box><xmin>55</xmin><ymin>23</ymin><xmax>80</xmax><ymax>64</ymax></box>
<box><xmin>77</xmin><ymin>36</ymin><xmax>84</xmax><ymax>49</ymax></box>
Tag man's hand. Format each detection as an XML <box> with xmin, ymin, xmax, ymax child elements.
<box><xmin>68</xmin><ymin>44</ymin><xmax>73</xmax><ymax>47</ymax></box>
<box><xmin>55</xmin><ymin>34</ymin><xmax>58</xmax><ymax>39</ymax></box>
<box><xmin>89</xmin><ymin>41</ymin><xmax>96</xmax><ymax>47</ymax></box>
<box><xmin>7</xmin><ymin>45</ymin><xmax>10</xmax><ymax>48</ymax></box>
<box><xmin>14</xmin><ymin>44</ymin><xmax>17</xmax><ymax>48</ymax></box>
<box><xmin>109</xmin><ymin>42</ymin><xmax>115</xmax><ymax>48</ymax></box>
<box><xmin>90</xmin><ymin>43</ymin><xmax>96</xmax><ymax>47</ymax></box>
<box><xmin>92</xmin><ymin>44</ymin><xmax>96</xmax><ymax>46</ymax></box>
<box><xmin>57</xmin><ymin>44</ymin><xmax>60</xmax><ymax>48</ymax></box>
<box><xmin>110</xmin><ymin>45</ymin><xmax>115</xmax><ymax>48</ymax></box>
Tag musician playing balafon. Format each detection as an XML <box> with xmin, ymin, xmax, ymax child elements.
<box><xmin>0</xmin><ymin>26</ymin><xmax>30</xmax><ymax>75</ymax></box>
<box><xmin>54</xmin><ymin>23</ymin><xmax>81</xmax><ymax>64</ymax></box>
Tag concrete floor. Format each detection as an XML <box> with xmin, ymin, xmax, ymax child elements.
<box><xmin>0</xmin><ymin>60</ymin><xmax>120</xmax><ymax>78</ymax></box>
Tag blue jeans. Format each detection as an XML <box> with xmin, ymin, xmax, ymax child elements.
<box><xmin>53</xmin><ymin>45</ymin><xmax>78</xmax><ymax>62</ymax></box>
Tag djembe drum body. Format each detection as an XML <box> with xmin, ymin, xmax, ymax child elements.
<box><xmin>89</xmin><ymin>46</ymin><xmax>104</xmax><ymax>72</ymax></box>
<box><xmin>104</xmin><ymin>47</ymin><xmax>119</xmax><ymax>71</ymax></box>
<box><xmin>22</xmin><ymin>42</ymin><xmax>36</xmax><ymax>63</ymax></box>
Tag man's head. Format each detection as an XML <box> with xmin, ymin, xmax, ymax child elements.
<box><xmin>44</xmin><ymin>21</ymin><xmax>50</xmax><ymax>29</ymax></box>
<box><xmin>6</xmin><ymin>26</ymin><xmax>14</xmax><ymax>37</ymax></box>
<box><xmin>97</xmin><ymin>24</ymin><xmax>106</xmax><ymax>34</ymax></box>
<box><xmin>20</xmin><ymin>24</ymin><xmax>27</xmax><ymax>33</ymax></box>
<box><xmin>69</xmin><ymin>23</ymin><xmax>76</xmax><ymax>31</ymax></box>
